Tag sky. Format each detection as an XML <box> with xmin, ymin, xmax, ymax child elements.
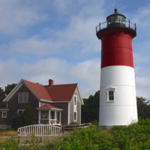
<box><xmin>0</xmin><ymin>0</ymin><xmax>150</xmax><ymax>99</ymax></box>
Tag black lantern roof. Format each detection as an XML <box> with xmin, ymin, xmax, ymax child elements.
<box><xmin>107</xmin><ymin>9</ymin><xmax>126</xmax><ymax>20</ymax></box>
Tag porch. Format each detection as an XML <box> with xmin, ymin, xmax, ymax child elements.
<box><xmin>37</xmin><ymin>104</ymin><xmax>63</xmax><ymax>125</ymax></box>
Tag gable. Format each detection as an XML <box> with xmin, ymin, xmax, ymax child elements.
<box><xmin>3</xmin><ymin>79</ymin><xmax>81</xmax><ymax>103</ymax></box>
<box><xmin>3</xmin><ymin>81</ymin><xmax>40</xmax><ymax>103</ymax></box>
<box><xmin>70</xmin><ymin>85</ymin><xmax>84</xmax><ymax>105</ymax></box>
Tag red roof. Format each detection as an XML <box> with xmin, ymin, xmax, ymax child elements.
<box><xmin>23</xmin><ymin>79</ymin><xmax>77</xmax><ymax>102</ymax></box>
<box><xmin>46</xmin><ymin>84</ymin><xmax>77</xmax><ymax>102</ymax></box>
<box><xmin>23</xmin><ymin>80</ymin><xmax>52</xmax><ymax>101</ymax></box>
<box><xmin>37</xmin><ymin>104</ymin><xmax>61</xmax><ymax>109</ymax></box>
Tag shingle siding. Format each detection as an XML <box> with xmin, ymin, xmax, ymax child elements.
<box><xmin>69</xmin><ymin>87</ymin><xmax>81</xmax><ymax>124</ymax></box>
<box><xmin>7</xmin><ymin>84</ymin><xmax>39</xmax><ymax>125</ymax></box>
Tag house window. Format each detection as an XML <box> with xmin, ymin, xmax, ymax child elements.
<box><xmin>74</xmin><ymin>95</ymin><xmax>77</xmax><ymax>121</ymax></box>
<box><xmin>74</xmin><ymin>112</ymin><xmax>77</xmax><ymax>121</ymax></box>
<box><xmin>17</xmin><ymin>109</ymin><xmax>25</xmax><ymax>114</ymax></box>
<box><xmin>106</xmin><ymin>87</ymin><xmax>116</xmax><ymax>102</ymax></box>
<box><xmin>109</xmin><ymin>91</ymin><xmax>114</xmax><ymax>100</ymax></box>
<box><xmin>74</xmin><ymin>96</ymin><xmax>77</xmax><ymax>105</ymax></box>
<box><xmin>41</xmin><ymin>111</ymin><xmax>48</xmax><ymax>119</ymax></box>
<box><xmin>2</xmin><ymin>111</ymin><xmax>7</xmax><ymax>118</ymax></box>
<box><xmin>18</xmin><ymin>92</ymin><xmax>28</xmax><ymax>103</ymax></box>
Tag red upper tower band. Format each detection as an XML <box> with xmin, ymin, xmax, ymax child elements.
<box><xmin>96</xmin><ymin>9</ymin><xmax>136</xmax><ymax>68</ymax></box>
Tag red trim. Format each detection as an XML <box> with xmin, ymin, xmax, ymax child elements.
<box><xmin>101</xmin><ymin>31</ymin><xmax>134</xmax><ymax>68</ymax></box>
<box><xmin>0</xmin><ymin>108</ymin><xmax>8</xmax><ymax>110</ymax></box>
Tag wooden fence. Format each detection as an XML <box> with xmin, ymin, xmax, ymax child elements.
<box><xmin>62</xmin><ymin>123</ymin><xmax>90</xmax><ymax>132</ymax></box>
<box><xmin>18</xmin><ymin>124</ymin><xmax>62</xmax><ymax>137</ymax></box>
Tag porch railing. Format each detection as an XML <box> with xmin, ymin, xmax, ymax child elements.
<box><xmin>40</xmin><ymin>119</ymin><xmax>61</xmax><ymax>125</ymax></box>
<box><xmin>50</xmin><ymin>119</ymin><xmax>61</xmax><ymax>125</ymax></box>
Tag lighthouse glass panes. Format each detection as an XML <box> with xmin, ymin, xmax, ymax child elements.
<box><xmin>109</xmin><ymin>91</ymin><xmax>114</xmax><ymax>101</ymax></box>
<box><xmin>107</xmin><ymin>15</ymin><xmax>126</xmax><ymax>24</ymax></box>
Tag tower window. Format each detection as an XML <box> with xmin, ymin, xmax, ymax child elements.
<box><xmin>109</xmin><ymin>91</ymin><xmax>114</xmax><ymax>100</ymax></box>
<box><xmin>106</xmin><ymin>87</ymin><xmax>116</xmax><ymax>102</ymax></box>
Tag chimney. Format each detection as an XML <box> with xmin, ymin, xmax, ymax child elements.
<box><xmin>49</xmin><ymin>79</ymin><xmax>54</xmax><ymax>87</ymax></box>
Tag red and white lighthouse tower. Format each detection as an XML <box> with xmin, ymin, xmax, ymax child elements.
<box><xmin>96</xmin><ymin>9</ymin><xmax>138</xmax><ymax>129</ymax></box>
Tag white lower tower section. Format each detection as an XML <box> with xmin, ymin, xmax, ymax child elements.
<box><xmin>99</xmin><ymin>66</ymin><xmax>138</xmax><ymax>127</ymax></box>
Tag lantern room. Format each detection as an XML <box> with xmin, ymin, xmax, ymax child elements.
<box><xmin>107</xmin><ymin>9</ymin><xmax>126</xmax><ymax>27</ymax></box>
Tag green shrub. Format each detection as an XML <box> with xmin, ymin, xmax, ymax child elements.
<box><xmin>90</xmin><ymin>120</ymin><xmax>99</xmax><ymax>126</ymax></box>
<box><xmin>55</xmin><ymin>119</ymin><xmax>150</xmax><ymax>150</ymax></box>
<box><xmin>55</xmin><ymin>126</ymin><xmax>117</xmax><ymax>150</ymax></box>
<box><xmin>11</xmin><ymin>106</ymin><xmax>36</xmax><ymax>130</ymax></box>
<box><xmin>0</xmin><ymin>138</ymin><xmax>21</xmax><ymax>150</ymax></box>
<box><xmin>1</xmin><ymin>119</ymin><xmax>150</xmax><ymax>150</ymax></box>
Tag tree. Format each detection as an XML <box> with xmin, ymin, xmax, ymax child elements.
<box><xmin>5</xmin><ymin>83</ymin><xmax>17</xmax><ymax>96</ymax></box>
<box><xmin>137</xmin><ymin>96</ymin><xmax>150</xmax><ymax>119</ymax></box>
<box><xmin>0</xmin><ymin>83</ymin><xmax>17</xmax><ymax>108</ymax></box>
<box><xmin>0</xmin><ymin>87</ymin><xmax>6</xmax><ymax>107</ymax></box>
<box><xmin>82</xmin><ymin>90</ymin><xmax>100</xmax><ymax>123</ymax></box>
<box><xmin>11</xmin><ymin>106</ymin><xmax>36</xmax><ymax>130</ymax></box>
<box><xmin>81</xmin><ymin>92</ymin><xmax>150</xmax><ymax>123</ymax></box>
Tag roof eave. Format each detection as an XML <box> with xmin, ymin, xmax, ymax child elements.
<box><xmin>40</xmin><ymin>99</ymin><xmax>70</xmax><ymax>103</ymax></box>
<box><xmin>77</xmin><ymin>84</ymin><xmax>84</xmax><ymax>105</ymax></box>
<box><xmin>37</xmin><ymin>108</ymin><xmax>63</xmax><ymax>111</ymax></box>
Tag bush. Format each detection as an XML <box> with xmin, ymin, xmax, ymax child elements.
<box><xmin>55</xmin><ymin>126</ymin><xmax>117</xmax><ymax>150</ymax></box>
<box><xmin>55</xmin><ymin>119</ymin><xmax>150</xmax><ymax>150</ymax></box>
<box><xmin>11</xmin><ymin>106</ymin><xmax>36</xmax><ymax>130</ymax></box>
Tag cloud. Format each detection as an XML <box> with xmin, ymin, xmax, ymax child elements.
<box><xmin>0</xmin><ymin>57</ymin><xmax>68</xmax><ymax>88</ymax></box>
<box><xmin>8</xmin><ymin>37</ymin><xmax>68</xmax><ymax>56</ymax></box>
<box><xmin>68</xmin><ymin>59</ymin><xmax>100</xmax><ymax>97</ymax></box>
<box><xmin>1</xmin><ymin>0</ymin><xmax>150</xmax><ymax>101</ymax></box>
<box><xmin>0</xmin><ymin>57</ymin><xmax>100</xmax><ymax>98</ymax></box>
<box><xmin>0</xmin><ymin>0</ymin><xmax>47</xmax><ymax>36</ymax></box>
<box><xmin>136</xmin><ymin>76</ymin><xmax>150</xmax><ymax>99</ymax></box>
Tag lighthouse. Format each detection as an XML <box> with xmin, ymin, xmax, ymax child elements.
<box><xmin>96</xmin><ymin>9</ymin><xmax>138</xmax><ymax>129</ymax></box>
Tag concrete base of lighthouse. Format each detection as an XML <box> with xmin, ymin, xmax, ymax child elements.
<box><xmin>99</xmin><ymin>66</ymin><xmax>138</xmax><ymax>127</ymax></box>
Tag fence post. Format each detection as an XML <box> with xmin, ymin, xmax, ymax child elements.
<box><xmin>18</xmin><ymin>136</ymin><xmax>20</xmax><ymax>143</ymax></box>
<box><xmin>62</xmin><ymin>124</ymin><xmax>65</xmax><ymax>136</ymax></box>
<box><xmin>18</xmin><ymin>131</ymin><xmax>20</xmax><ymax>143</ymax></box>
<box><xmin>40</xmin><ymin>136</ymin><xmax>43</xmax><ymax>143</ymax></box>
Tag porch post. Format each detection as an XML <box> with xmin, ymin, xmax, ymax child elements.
<box><xmin>59</xmin><ymin>112</ymin><xmax>61</xmax><ymax>124</ymax></box>
<box><xmin>38</xmin><ymin>110</ymin><xmax>41</xmax><ymax>124</ymax></box>
<box><xmin>54</xmin><ymin>111</ymin><xmax>57</xmax><ymax>124</ymax></box>
<box><xmin>49</xmin><ymin>110</ymin><xmax>51</xmax><ymax>125</ymax></box>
